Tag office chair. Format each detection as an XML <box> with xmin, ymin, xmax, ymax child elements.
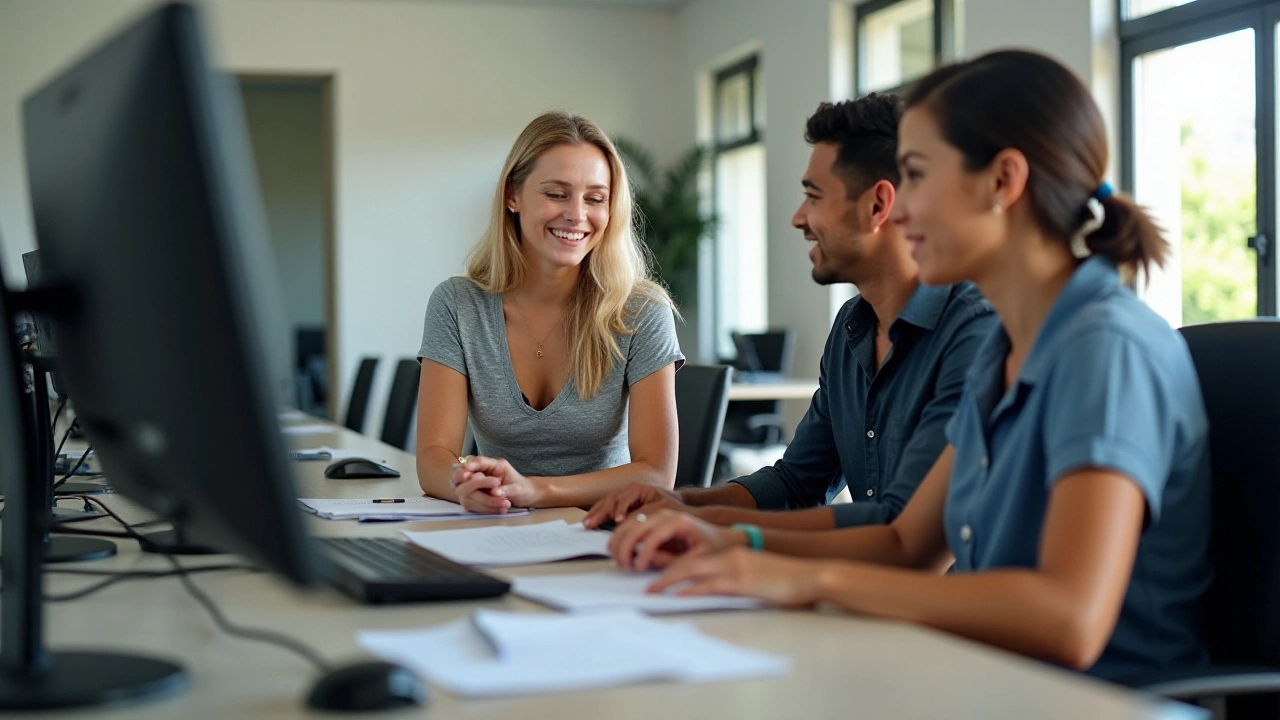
<box><xmin>673</xmin><ymin>364</ymin><xmax>732</xmax><ymax>488</ymax></box>
<box><xmin>380</xmin><ymin>358</ymin><xmax>421</xmax><ymax>451</ymax></box>
<box><xmin>295</xmin><ymin>326</ymin><xmax>327</xmax><ymax>413</ymax></box>
<box><xmin>343</xmin><ymin>357</ymin><xmax>380</xmax><ymax>434</ymax></box>
<box><xmin>1121</xmin><ymin>320</ymin><xmax>1280</xmax><ymax>719</ymax></box>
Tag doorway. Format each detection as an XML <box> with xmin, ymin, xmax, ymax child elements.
<box><xmin>237</xmin><ymin>74</ymin><xmax>336</xmax><ymax>417</ymax></box>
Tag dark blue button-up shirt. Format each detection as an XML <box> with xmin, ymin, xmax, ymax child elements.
<box><xmin>733</xmin><ymin>281</ymin><xmax>995</xmax><ymax>527</ymax></box>
<box><xmin>945</xmin><ymin>256</ymin><xmax>1211</xmax><ymax>680</ymax></box>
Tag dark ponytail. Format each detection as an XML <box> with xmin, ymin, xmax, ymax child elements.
<box><xmin>1084</xmin><ymin>194</ymin><xmax>1168</xmax><ymax>278</ymax></box>
<box><xmin>905</xmin><ymin>50</ymin><xmax>1168</xmax><ymax>276</ymax></box>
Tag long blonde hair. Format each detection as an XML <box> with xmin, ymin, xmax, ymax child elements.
<box><xmin>466</xmin><ymin>112</ymin><xmax>673</xmax><ymax>399</ymax></box>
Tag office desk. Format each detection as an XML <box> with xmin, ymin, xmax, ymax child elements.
<box><xmin>727</xmin><ymin>379</ymin><xmax>820</xmax><ymax>402</ymax></box>
<box><xmin>15</xmin><ymin>421</ymin><xmax>1203</xmax><ymax>720</ymax></box>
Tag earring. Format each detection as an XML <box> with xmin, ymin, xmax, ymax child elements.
<box><xmin>992</xmin><ymin>201</ymin><xmax>1003</xmax><ymax>216</ymax></box>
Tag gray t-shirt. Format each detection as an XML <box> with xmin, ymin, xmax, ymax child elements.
<box><xmin>419</xmin><ymin>276</ymin><xmax>684</xmax><ymax>478</ymax></box>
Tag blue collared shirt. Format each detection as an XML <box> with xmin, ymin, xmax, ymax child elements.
<box><xmin>945</xmin><ymin>256</ymin><xmax>1211</xmax><ymax>680</ymax></box>
<box><xmin>733</xmin><ymin>281</ymin><xmax>995</xmax><ymax>527</ymax></box>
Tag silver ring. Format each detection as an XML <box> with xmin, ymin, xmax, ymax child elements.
<box><xmin>635</xmin><ymin>513</ymin><xmax>648</xmax><ymax>523</ymax></box>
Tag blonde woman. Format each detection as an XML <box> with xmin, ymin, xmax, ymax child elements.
<box><xmin>415</xmin><ymin>112</ymin><xmax>684</xmax><ymax>514</ymax></box>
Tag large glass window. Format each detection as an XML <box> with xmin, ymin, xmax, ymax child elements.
<box><xmin>1122</xmin><ymin>0</ymin><xmax>1277</xmax><ymax>321</ymax></box>
<box><xmin>855</xmin><ymin>0</ymin><xmax>958</xmax><ymax>96</ymax></box>
<box><xmin>711</xmin><ymin>56</ymin><xmax>767</xmax><ymax>360</ymax></box>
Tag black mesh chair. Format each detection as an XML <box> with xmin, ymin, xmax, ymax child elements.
<box><xmin>380</xmin><ymin>358</ymin><xmax>421</xmax><ymax>451</ymax></box>
<box><xmin>343</xmin><ymin>357</ymin><xmax>379</xmax><ymax>434</ymax></box>
<box><xmin>1121</xmin><ymin>320</ymin><xmax>1280</xmax><ymax>718</ymax></box>
<box><xmin>674</xmin><ymin>364</ymin><xmax>732</xmax><ymax>489</ymax></box>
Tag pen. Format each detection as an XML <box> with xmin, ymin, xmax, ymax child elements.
<box><xmin>469</xmin><ymin>612</ymin><xmax>503</xmax><ymax>658</ymax></box>
<box><xmin>371</xmin><ymin>498</ymin><xmax>405</xmax><ymax>504</ymax></box>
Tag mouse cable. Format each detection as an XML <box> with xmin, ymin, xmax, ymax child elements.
<box><xmin>44</xmin><ymin>564</ymin><xmax>259</xmax><ymax>603</ymax></box>
<box><xmin>51</xmin><ymin>443</ymin><xmax>92</xmax><ymax>492</ymax></box>
<box><xmin>76</xmin><ymin>494</ymin><xmax>334</xmax><ymax>673</ymax></box>
<box><xmin>164</xmin><ymin>553</ymin><xmax>334</xmax><ymax>673</ymax></box>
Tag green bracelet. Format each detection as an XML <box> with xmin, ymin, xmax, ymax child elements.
<box><xmin>731</xmin><ymin>523</ymin><xmax>764</xmax><ymax>551</ymax></box>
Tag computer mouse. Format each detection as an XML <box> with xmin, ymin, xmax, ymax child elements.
<box><xmin>305</xmin><ymin>660</ymin><xmax>427</xmax><ymax>712</ymax></box>
<box><xmin>324</xmin><ymin>458</ymin><xmax>402</xmax><ymax>479</ymax></box>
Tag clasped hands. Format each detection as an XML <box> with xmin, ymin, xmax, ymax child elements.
<box><xmin>450</xmin><ymin>455</ymin><xmax>542</xmax><ymax>513</ymax></box>
<box><xmin>582</xmin><ymin>483</ymin><xmax>824</xmax><ymax>608</ymax></box>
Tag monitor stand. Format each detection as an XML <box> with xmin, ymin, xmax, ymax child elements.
<box><xmin>0</xmin><ymin>293</ymin><xmax>185</xmax><ymax>709</ymax></box>
<box><xmin>138</xmin><ymin>525</ymin><xmax>220</xmax><ymax>556</ymax></box>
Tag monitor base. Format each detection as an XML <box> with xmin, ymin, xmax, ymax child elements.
<box><xmin>44</xmin><ymin>536</ymin><xmax>116</xmax><ymax>564</ymax></box>
<box><xmin>0</xmin><ymin>651</ymin><xmax>186</xmax><ymax>710</ymax></box>
<box><xmin>138</xmin><ymin>528</ymin><xmax>221</xmax><ymax>556</ymax></box>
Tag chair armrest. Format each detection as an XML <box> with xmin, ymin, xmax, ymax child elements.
<box><xmin>1122</xmin><ymin>665</ymin><xmax>1280</xmax><ymax>701</ymax></box>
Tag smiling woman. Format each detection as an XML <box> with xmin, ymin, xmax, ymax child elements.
<box><xmin>414</xmin><ymin>112</ymin><xmax>685</xmax><ymax>515</ymax></box>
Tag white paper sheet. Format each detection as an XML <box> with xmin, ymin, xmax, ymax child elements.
<box><xmin>297</xmin><ymin>496</ymin><xmax>529</xmax><ymax>522</ymax></box>
<box><xmin>513</xmin><ymin>570</ymin><xmax>765</xmax><ymax>614</ymax></box>
<box><xmin>400</xmin><ymin>520</ymin><xmax>609</xmax><ymax>566</ymax></box>
<box><xmin>288</xmin><ymin>445</ymin><xmax>379</xmax><ymax>462</ymax></box>
<box><xmin>356</xmin><ymin>609</ymin><xmax>790</xmax><ymax>698</ymax></box>
<box><xmin>280</xmin><ymin>423</ymin><xmax>334</xmax><ymax>436</ymax></box>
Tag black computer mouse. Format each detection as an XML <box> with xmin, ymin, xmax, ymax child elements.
<box><xmin>323</xmin><ymin>458</ymin><xmax>401</xmax><ymax>479</ymax></box>
<box><xmin>305</xmin><ymin>660</ymin><xmax>427</xmax><ymax>712</ymax></box>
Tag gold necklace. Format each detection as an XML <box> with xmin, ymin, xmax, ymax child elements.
<box><xmin>509</xmin><ymin>300</ymin><xmax>564</xmax><ymax>359</ymax></box>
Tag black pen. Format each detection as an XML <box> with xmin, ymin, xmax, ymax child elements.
<box><xmin>371</xmin><ymin>498</ymin><xmax>405</xmax><ymax>504</ymax></box>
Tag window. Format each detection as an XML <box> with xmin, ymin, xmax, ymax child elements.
<box><xmin>711</xmin><ymin>55</ymin><xmax>767</xmax><ymax>361</ymax></box>
<box><xmin>1122</xmin><ymin>0</ymin><xmax>1277</xmax><ymax>323</ymax></box>
<box><xmin>855</xmin><ymin>0</ymin><xmax>959</xmax><ymax>96</ymax></box>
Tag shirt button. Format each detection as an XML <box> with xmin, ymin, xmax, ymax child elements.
<box><xmin>960</xmin><ymin>524</ymin><xmax>973</xmax><ymax>543</ymax></box>
<box><xmin>866</xmin><ymin>488</ymin><xmax>874</xmax><ymax>497</ymax></box>
<box><xmin>979</xmin><ymin>455</ymin><xmax>989</xmax><ymax>470</ymax></box>
<box><xmin>866</xmin><ymin>430</ymin><xmax>875</xmax><ymax>439</ymax></box>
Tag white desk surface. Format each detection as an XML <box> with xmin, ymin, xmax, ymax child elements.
<box><xmin>15</xmin><ymin>419</ymin><xmax>1204</xmax><ymax>720</ymax></box>
<box><xmin>728</xmin><ymin>380</ymin><xmax>820</xmax><ymax>401</ymax></box>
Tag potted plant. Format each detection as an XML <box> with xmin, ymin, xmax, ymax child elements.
<box><xmin>613</xmin><ymin>138</ymin><xmax>716</xmax><ymax>306</ymax></box>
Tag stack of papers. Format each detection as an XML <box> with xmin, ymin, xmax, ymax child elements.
<box><xmin>297</xmin><ymin>497</ymin><xmax>530</xmax><ymax>522</ymax></box>
<box><xmin>401</xmin><ymin>520</ymin><xmax>609</xmax><ymax>566</ymax></box>
<box><xmin>357</xmin><ymin>608</ymin><xmax>790</xmax><ymax>698</ymax></box>
<box><xmin>288</xmin><ymin>445</ymin><xmax>379</xmax><ymax>462</ymax></box>
<box><xmin>281</xmin><ymin>423</ymin><xmax>333</xmax><ymax>436</ymax></box>
<box><xmin>513</xmin><ymin>570</ymin><xmax>764</xmax><ymax>614</ymax></box>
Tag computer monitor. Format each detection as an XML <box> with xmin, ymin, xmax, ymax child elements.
<box><xmin>1</xmin><ymin>1</ymin><xmax>320</xmax><ymax>708</ymax></box>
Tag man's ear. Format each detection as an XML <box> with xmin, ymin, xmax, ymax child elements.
<box><xmin>868</xmin><ymin>179</ymin><xmax>897</xmax><ymax>232</ymax></box>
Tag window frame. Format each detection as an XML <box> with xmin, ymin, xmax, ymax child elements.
<box><xmin>854</xmin><ymin>0</ymin><xmax>956</xmax><ymax>97</ymax></box>
<box><xmin>1120</xmin><ymin>0</ymin><xmax>1278</xmax><ymax>315</ymax></box>
<box><xmin>712</xmin><ymin>55</ymin><xmax>763</xmax><ymax>154</ymax></box>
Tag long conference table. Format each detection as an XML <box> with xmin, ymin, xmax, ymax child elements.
<box><xmin>13</xmin><ymin>418</ymin><xmax>1206</xmax><ymax>719</ymax></box>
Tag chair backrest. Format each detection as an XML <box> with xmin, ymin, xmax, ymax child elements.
<box><xmin>380</xmin><ymin>358</ymin><xmax>421</xmax><ymax>451</ymax></box>
<box><xmin>343</xmin><ymin>357</ymin><xmax>380</xmax><ymax>433</ymax></box>
<box><xmin>674</xmin><ymin>364</ymin><xmax>732</xmax><ymax>488</ymax></box>
<box><xmin>1179</xmin><ymin>320</ymin><xmax>1280</xmax><ymax>669</ymax></box>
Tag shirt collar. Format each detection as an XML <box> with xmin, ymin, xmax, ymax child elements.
<box><xmin>1018</xmin><ymin>255</ymin><xmax>1120</xmax><ymax>383</ymax></box>
<box><xmin>845</xmin><ymin>282</ymin><xmax>951</xmax><ymax>346</ymax></box>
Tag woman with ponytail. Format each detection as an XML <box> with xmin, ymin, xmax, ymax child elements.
<box><xmin>606</xmin><ymin>51</ymin><xmax>1210</xmax><ymax>682</ymax></box>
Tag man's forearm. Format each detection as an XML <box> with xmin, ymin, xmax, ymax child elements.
<box><xmin>678</xmin><ymin>482</ymin><xmax>758</xmax><ymax>508</ymax></box>
<box><xmin>697</xmin><ymin>504</ymin><xmax>837</xmax><ymax>530</ymax></box>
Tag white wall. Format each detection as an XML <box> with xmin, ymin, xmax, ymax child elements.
<box><xmin>0</xmin><ymin>0</ymin><xmax>686</xmax><ymax>427</ymax></box>
<box><xmin>676</xmin><ymin>0</ymin><xmax>1120</xmax><ymax>380</ymax></box>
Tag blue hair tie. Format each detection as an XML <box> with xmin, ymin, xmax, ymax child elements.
<box><xmin>1092</xmin><ymin>181</ymin><xmax>1115</xmax><ymax>201</ymax></box>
